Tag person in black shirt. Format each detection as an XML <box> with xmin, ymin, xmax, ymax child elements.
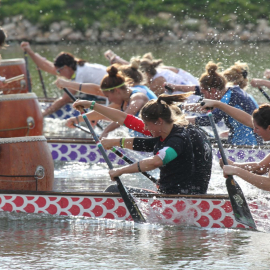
<box><xmin>73</xmin><ymin>93</ymin><xmax>212</xmax><ymax>194</ymax></box>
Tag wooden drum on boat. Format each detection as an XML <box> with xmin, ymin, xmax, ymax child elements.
<box><xmin>0</xmin><ymin>93</ymin><xmax>43</xmax><ymax>138</ymax></box>
<box><xmin>0</xmin><ymin>136</ymin><xmax>54</xmax><ymax>191</ymax></box>
<box><xmin>0</xmin><ymin>58</ymin><xmax>28</xmax><ymax>94</ymax></box>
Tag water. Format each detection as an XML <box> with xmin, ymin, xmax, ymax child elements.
<box><xmin>2</xmin><ymin>42</ymin><xmax>270</xmax><ymax>269</ymax></box>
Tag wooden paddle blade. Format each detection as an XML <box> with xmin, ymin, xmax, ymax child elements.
<box><xmin>226</xmin><ymin>176</ymin><xmax>256</xmax><ymax>229</ymax></box>
<box><xmin>116</xmin><ymin>177</ymin><xmax>146</xmax><ymax>223</ymax></box>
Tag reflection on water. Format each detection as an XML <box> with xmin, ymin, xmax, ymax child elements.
<box><xmin>0</xmin><ymin>212</ymin><xmax>269</xmax><ymax>269</ymax></box>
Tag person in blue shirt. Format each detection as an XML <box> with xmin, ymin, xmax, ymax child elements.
<box><xmin>65</xmin><ymin>59</ymin><xmax>157</xmax><ymax>137</ymax></box>
<box><xmin>165</xmin><ymin>61</ymin><xmax>262</xmax><ymax>146</ymax></box>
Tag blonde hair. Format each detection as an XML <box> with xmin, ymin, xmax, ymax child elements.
<box><xmin>139</xmin><ymin>55</ymin><xmax>163</xmax><ymax>76</ymax></box>
<box><xmin>140</xmin><ymin>93</ymin><xmax>191</xmax><ymax>126</ymax></box>
<box><xmin>118</xmin><ymin>58</ymin><xmax>146</xmax><ymax>85</ymax></box>
<box><xmin>223</xmin><ymin>61</ymin><xmax>249</xmax><ymax>90</ymax></box>
<box><xmin>199</xmin><ymin>61</ymin><xmax>227</xmax><ymax>91</ymax></box>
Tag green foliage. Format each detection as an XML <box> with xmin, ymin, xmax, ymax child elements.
<box><xmin>0</xmin><ymin>0</ymin><xmax>270</xmax><ymax>32</ymax></box>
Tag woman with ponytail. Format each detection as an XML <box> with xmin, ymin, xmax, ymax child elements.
<box><xmin>170</xmin><ymin>61</ymin><xmax>262</xmax><ymax>145</ymax></box>
<box><xmin>66</xmin><ymin>61</ymin><xmax>157</xmax><ymax>137</ymax></box>
<box><xmin>140</xmin><ymin>56</ymin><xmax>198</xmax><ymax>101</ymax></box>
<box><xmin>72</xmin><ymin>93</ymin><xmax>212</xmax><ymax>195</ymax></box>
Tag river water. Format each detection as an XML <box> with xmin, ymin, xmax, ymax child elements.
<box><xmin>1</xmin><ymin>42</ymin><xmax>270</xmax><ymax>269</ymax></box>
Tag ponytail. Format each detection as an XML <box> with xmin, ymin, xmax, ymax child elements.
<box><xmin>140</xmin><ymin>93</ymin><xmax>191</xmax><ymax>126</ymax></box>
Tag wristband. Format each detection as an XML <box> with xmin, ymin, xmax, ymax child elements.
<box><xmin>137</xmin><ymin>162</ymin><xmax>142</xmax><ymax>172</ymax></box>
<box><xmin>121</xmin><ymin>137</ymin><xmax>125</xmax><ymax>148</ymax></box>
<box><xmin>89</xmin><ymin>101</ymin><xmax>96</xmax><ymax>110</ymax></box>
<box><xmin>79</xmin><ymin>83</ymin><xmax>82</xmax><ymax>92</ymax></box>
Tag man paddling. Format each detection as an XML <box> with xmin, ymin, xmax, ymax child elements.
<box><xmin>20</xmin><ymin>41</ymin><xmax>107</xmax><ymax>117</ymax></box>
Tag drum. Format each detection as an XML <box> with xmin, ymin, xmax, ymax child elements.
<box><xmin>0</xmin><ymin>93</ymin><xmax>43</xmax><ymax>138</ymax></box>
<box><xmin>0</xmin><ymin>58</ymin><xmax>28</xmax><ymax>94</ymax></box>
<box><xmin>0</xmin><ymin>136</ymin><xmax>54</xmax><ymax>191</ymax></box>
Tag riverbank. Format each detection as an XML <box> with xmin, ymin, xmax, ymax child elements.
<box><xmin>2</xmin><ymin>14</ymin><xmax>270</xmax><ymax>44</ymax></box>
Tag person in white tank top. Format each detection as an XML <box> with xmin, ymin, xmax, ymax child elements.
<box><xmin>140</xmin><ymin>57</ymin><xmax>199</xmax><ymax>103</ymax></box>
<box><xmin>104</xmin><ymin>50</ymin><xmax>199</xmax><ymax>85</ymax></box>
<box><xmin>20</xmin><ymin>41</ymin><xmax>107</xmax><ymax>117</ymax></box>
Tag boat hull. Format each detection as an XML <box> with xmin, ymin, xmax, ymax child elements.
<box><xmin>0</xmin><ymin>191</ymin><xmax>262</xmax><ymax>229</ymax></box>
<box><xmin>47</xmin><ymin>137</ymin><xmax>270</xmax><ymax>165</ymax></box>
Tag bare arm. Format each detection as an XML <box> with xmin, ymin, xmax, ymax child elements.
<box><xmin>55</xmin><ymin>78</ymin><xmax>105</xmax><ymax>96</ymax></box>
<box><xmin>72</xmin><ymin>100</ymin><xmax>128</xmax><ymax>125</ymax></box>
<box><xmin>108</xmin><ymin>155</ymin><xmax>163</xmax><ymax>180</ymax></box>
<box><xmin>222</xmin><ymin>154</ymin><xmax>270</xmax><ymax>175</ymax></box>
<box><xmin>223</xmin><ymin>165</ymin><xmax>270</xmax><ymax>191</ymax></box>
<box><xmin>99</xmin><ymin>94</ymin><xmax>147</xmax><ymax>138</ymax></box>
<box><xmin>101</xmin><ymin>137</ymin><xmax>135</xmax><ymax>150</ymax></box>
<box><xmin>149</xmin><ymin>77</ymin><xmax>166</xmax><ymax>96</ymax></box>
<box><xmin>65</xmin><ymin>102</ymin><xmax>121</xmax><ymax>128</ymax></box>
<box><xmin>250</xmin><ymin>78</ymin><xmax>270</xmax><ymax>89</ymax></box>
<box><xmin>200</xmin><ymin>99</ymin><xmax>253</xmax><ymax>128</ymax></box>
<box><xmin>21</xmin><ymin>41</ymin><xmax>57</xmax><ymax>75</ymax></box>
<box><xmin>165</xmin><ymin>83</ymin><xmax>196</xmax><ymax>93</ymax></box>
<box><xmin>43</xmin><ymin>89</ymin><xmax>76</xmax><ymax>117</ymax></box>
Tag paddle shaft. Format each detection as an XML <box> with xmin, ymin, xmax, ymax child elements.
<box><xmin>24</xmin><ymin>51</ymin><xmax>32</xmax><ymax>92</ymax></box>
<box><xmin>37</xmin><ymin>66</ymin><xmax>48</xmax><ymax>98</ymax></box>
<box><xmin>207</xmin><ymin>110</ymin><xmax>256</xmax><ymax>229</ymax></box>
<box><xmin>73</xmin><ymin>124</ymin><xmax>158</xmax><ymax>184</ymax></box>
<box><xmin>63</xmin><ymin>88</ymin><xmax>146</xmax><ymax>223</ymax></box>
<box><xmin>258</xmin><ymin>87</ymin><xmax>270</xmax><ymax>102</ymax></box>
<box><xmin>63</xmin><ymin>87</ymin><xmax>103</xmax><ymax>130</ymax></box>
<box><xmin>207</xmin><ymin>112</ymin><xmax>228</xmax><ymax>165</ymax></box>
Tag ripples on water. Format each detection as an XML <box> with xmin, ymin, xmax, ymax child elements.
<box><xmin>0</xmin><ymin>212</ymin><xmax>270</xmax><ymax>269</ymax></box>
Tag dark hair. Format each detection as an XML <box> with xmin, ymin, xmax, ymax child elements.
<box><xmin>199</xmin><ymin>61</ymin><xmax>227</xmax><ymax>91</ymax></box>
<box><xmin>253</xmin><ymin>104</ymin><xmax>270</xmax><ymax>129</ymax></box>
<box><xmin>0</xmin><ymin>28</ymin><xmax>7</xmax><ymax>48</ymax></box>
<box><xmin>53</xmin><ymin>52</ymin><xmax>86</xmax><ymax>70</ymax></box>
<box><xmin>100</xmin><ymin>65</ymin><xmax>126</xmax><ymax>91</ymax></box>
<box><xmin>140</xmin><ymin>93</ymin><xmax>191</xmax><ymax>126</ymax></box>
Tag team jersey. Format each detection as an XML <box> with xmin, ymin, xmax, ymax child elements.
<box><xmin>125</xmin><ymin>115</ymin><xmax>212</xmax><ymax>194</ymax></box>
<box><xmin>194</xmin><ymin>86</ymin><xmax>263</xmax><ymax>145</ymax></box>
<box><xmin>133</xmin><ymin>125</ymin><xmax>195</xmax><ymax>194</ymax></box>
<box><xmin>73</xmin><ymin>63</ymin><xmax>107</xmax><ymax>101</ymax></box>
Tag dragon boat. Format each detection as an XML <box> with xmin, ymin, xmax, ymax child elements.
<box><xmin>0</xmin><ymin>135</ymin><xmax>268</xmax><ymax>230</ymax></box>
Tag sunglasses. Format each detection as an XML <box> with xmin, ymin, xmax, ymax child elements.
<box><xmin>56</xmin><ymin>66</ymin><xmax>65</xmax><ymax>74</ymax></box>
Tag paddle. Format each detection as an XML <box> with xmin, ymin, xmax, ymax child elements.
<box><xmin>24</xmin><ymin>51</ymin><xmax>32</xmax><ymax>92</ymax></box>
<box><xmin>37</xmin><ymin>66</ymin><xmax>48</xmax><ymax>98</ymax></box>
<box><xmin>258</xmin><ymin>87</ymin><xmax>270</xmax><ymax>102</ymax></box>
<box><xmin>205</xmin><ymin>108</ymin><xmax>256</xmax><ymax>229</ymax></box>
<box><xmin>61</xmin><ymin>86</ymin><xmax>103</xmax><ymax>130</ymax></box>
<box><xmin>73</xmin><ymin>123</ymin><xmax>158</xmax><ymax>184</ymax></box>
<box><xmin>5</xmin><ymin>74</ymin><xmax>25</xmax><ymax>84</ymax></box>
<box><xmin>63</xmin><ymin>88</ymin><xmax>146</xmax><ymax>223</ymax></box>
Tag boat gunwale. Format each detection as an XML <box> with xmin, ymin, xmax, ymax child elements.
<box><xmin>46</xmin><ymin>136</ymin><xmax>270</xmax><ymax>149</ymax></box>
<box><xmin>0</xmin><ymin>189</ymin><xmax>230</xmax><ymax>199</ymax></box>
